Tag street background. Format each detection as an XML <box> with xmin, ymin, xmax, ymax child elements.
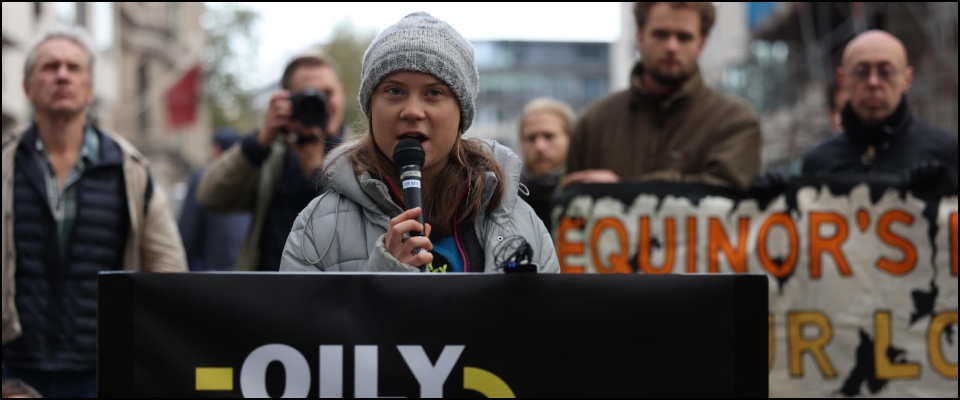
<box><xmin>2</xmin><ymin>2</ymin><xmax>957</xmax><ymax>215</ymax></box>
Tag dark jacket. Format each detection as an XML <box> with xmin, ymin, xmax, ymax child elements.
<box><xmin>2</xmin><ymin>125</ymin><xmax>186</xmax><ymax>371</ymax></box>
<box><xmin>178</xmin><ymin>169</ymin><xmax>252</xmax><ymax>271</ymax></box>
<box><xmin>519</xmin><ymin>167</ymin><xmax>563</xmax><ymax>233</ymax></box>
<box><xmin>567</xmin><ymin>63</ymin><xmax>762</xmax><ymax>189</ymax></box>
<box><xmin>802</xmin><ymin>98</ymin><xmax>958</xmax><ymax>190</ymax></box>
<box><xmin>196</xmin><ymin>130</ymin><xmax>342</xmax><ymax>271</ymax></box>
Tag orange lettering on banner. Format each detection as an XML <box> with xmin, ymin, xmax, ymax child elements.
<box><xmin>874</xmin><ymin>311</ymin><xmax>921</xmax><ymax>379</ymax></box>
<box><xmin>590</xmin><ymin>217</ymin><xmax>632</xmax><ymax>274</ymax></box>
<box><xmin>769</xmin><ymin>314</ymin><xmax>775</xmax><ymax>370</ymax></box>
<box><xmin>951</xmin><ymin>213</ymin><xmax>957</xmax><ymax>277</ymax></box>
<box><xmin>808</xmin><ymin>212</ymin><xmax>852</xmax><ymax>279</ymax></box>
<box><xmin>638</xmin><ymin>217</ymin><xmax>676</xmax><ymax>274</ymax></box>
<box><xmin>876</xmin><ymin>210</ymin><xmax>917</xmax><ymax>275</ymax></box>
<box><xmin>757</xmin><ymin>213</ymin><xmax>799</xmax><ymax>278</ymax></box>
<box><xmin>686</xmin><ymin>217</ymin><xmax>697</xmax><ymax>273</ymax></box>
<box><xmin>788</xmin><ymin>311</ymin><xmax>837</xmax><ymax>378</ymax></box>
<box><xmin>557</xmin><ymin>217</ymin><xmax>585</xmax><ymax>274</ymax></box>
<box><xmin>928</xmin><ymin>311</ymin><xmax>959</xmax><ymax>379</ymax></box>
<box><xmin>707</xmin><ymin>217</ymin><xmax>749</xmax><ymax>273</ymax></box>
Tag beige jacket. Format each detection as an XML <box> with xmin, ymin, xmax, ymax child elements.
<box><xmin>567</xmin><ymin>63</ymin><xmax>761</xmax><ymax>189</ymax></box>
<box><xmin>2</xmin><ymin>127</ymin><xmax>187</xmax><ymax>345</ymax></box>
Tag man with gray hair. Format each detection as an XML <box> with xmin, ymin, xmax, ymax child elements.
<box><xmin>518</xmin><ymin>97</ymin><xmax>575</xmax><ymax>232</ymax></box>
<box><xmin>1</xmin><ymin>25</ymin><xmax>186</xmax><ymax>397</ymax></box>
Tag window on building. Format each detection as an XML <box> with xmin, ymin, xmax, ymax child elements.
<box><xmin>75</xmin><ymin>2</ymin><xmax>87</xmax><ymax>27</ymax></box>
<box><xmin>584</xmin><ymin>76</ymin><xmax>606</xmax><ymax>101</ymax></box>
<box><xmin>578</xmin><ymin>44</ymin><xmax>604</xmax><ymax>62</ymax></box>
<box><xmin>92</xmin><ymin>2</ymin><xmax>113</xmax><ymax>53</ymax></box>
<box><xmin>138</xmin><ymin>62</ymin><xmax>149</xmax><ymax>132</ymax></box>
<box><xmin>53</xmin><ymin>2</ymin><xmax>76</xmax><ymax>23</ymax></box>
<box><xmin>520</xmin><ymin>73</ymin><xmax>537</xmax><ymax>96</ymax></box>
<box><xmin>552</xmin><ymin>74</ymin><xmax>568</xmax><ymax>98</ymax></box>
<box><xmin>474</xmin><ymin>42</ymin><xmax>496</xmax><ymax>69</ymax></box>
<box><xmin>168</xmin><ymin>3</ymin><xmax>180</xmax><ymax>42</ymax></box>
<box><xmin>502</xmin><ymin>73</ymin><xmax>520</xmax><ymax>95</ymax></box>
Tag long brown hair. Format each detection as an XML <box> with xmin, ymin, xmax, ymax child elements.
<box><xmin>334</xmin><ymin>125</ymin><xmax>506</xmax><ymax>238</ymax></box>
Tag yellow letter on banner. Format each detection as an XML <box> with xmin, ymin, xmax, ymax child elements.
<box><xmin>769</xmin><ymin>314</ymin><xmax>775</xmax><ymax>370</ymax></box>
<box><xmin>928</xmin><ymin>311</ymin><xmax>958</xmax><ymax>379</ymax></box>
<box><xmin>874</xmin><ymin>311</ymin><xmax>920</xmax><ymax>380</ymax></box>
<box><xmin>788</xmin><ymin>311</ymin><xmax>836</xmax><ymax>378</ymax></box>
<box><xmin>464</xmin><ymin>367</ymin><xmax>516</xmax><ymax>398</ymax></box>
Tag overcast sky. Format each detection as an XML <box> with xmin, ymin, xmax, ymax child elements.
<box><xmin>234</xmin><ymin>2</ymin><xmax>623</xmax><ymax>88</ymax></box>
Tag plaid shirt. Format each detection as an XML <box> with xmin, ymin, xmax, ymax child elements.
<box><xmin>32</xmin><ymin>125</ymin><xmax>100</xmax><ymax>255</ymax></box>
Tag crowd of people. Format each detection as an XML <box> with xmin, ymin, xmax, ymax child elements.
<box><xmin>1</xmin><ymin>2</ymin><xmax>957</xmax><ymax>397</ymax></box>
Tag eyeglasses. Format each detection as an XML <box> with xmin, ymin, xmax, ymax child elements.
<box><xmin>847</xmin><ymin>64</ymin><xmax>905</xmax><ymax>82</ymax></box>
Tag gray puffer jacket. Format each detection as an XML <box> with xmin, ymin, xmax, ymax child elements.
<box><xmin>279</xmin><ymin>138</ymin><xmax>560</xmax><ymax>273</ymax></box>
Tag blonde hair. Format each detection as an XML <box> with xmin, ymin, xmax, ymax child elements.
<box><xmin>518</xmin><ymin>97</ymin><xmax>576</xmax><ymax>139</ymax></box>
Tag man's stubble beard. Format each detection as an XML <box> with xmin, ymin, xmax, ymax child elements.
<box><xmin>644</xmin><ymin>58</ymin><xmax>694</xmax><ymax>88</ymax></box>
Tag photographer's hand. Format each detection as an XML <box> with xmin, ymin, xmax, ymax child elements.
<box><xmin>257</xmin><ymin>91</ymin><xmax>292</xmax><ymax>149</ymax></box>
<box><xmin>286</xmin><ymin>121</ymin><xmax>327</xmax><ymax>180</ymax></box>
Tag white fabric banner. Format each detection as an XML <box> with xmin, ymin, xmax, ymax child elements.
<box><xmin>553</xmin><ymin>181</ymin><xmax>958</xmax><ymax>397</ymax></box>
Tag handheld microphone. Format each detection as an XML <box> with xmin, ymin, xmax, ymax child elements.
<box><xmin>393</xmin><ymin>139</ymin><xmax>427</xmax><ymax>271</ymax></box>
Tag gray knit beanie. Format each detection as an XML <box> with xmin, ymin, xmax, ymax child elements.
<box><xmin>359</xmin><ymin>12</ymin><xmax>479</xmax><ymax>133</ymax></box>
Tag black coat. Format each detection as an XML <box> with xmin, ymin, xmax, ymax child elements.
<box><xmin>801</xmin><ymin>98</ymin><xmax>958</xmax><ymax>192</ymax></box>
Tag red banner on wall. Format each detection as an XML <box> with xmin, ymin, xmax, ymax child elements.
<box><xmin>165</xmin><ymin>65</ymin><xmax>201</xmax><ymax>130</ymax></box>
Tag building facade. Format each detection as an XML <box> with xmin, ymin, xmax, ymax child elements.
<box><xmin>470</xmin><ymin>40</ymin><xmax>610</xmax><ymax>150</ymax></box>
<box><xmin>2</xmin><ymin>2</ymin><xmax>210</xmax><ymax>209</ymax></box>
<box><xmin>610</xmin><ymin>2</ymin><xmax>753</xmax><ymax>92</ymax></box>
<box><xmin>726</xmin><ymin>2</ymin><xmax>958</xmax><ymax>170</ymax></box>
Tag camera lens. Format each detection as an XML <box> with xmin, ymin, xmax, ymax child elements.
<box><xmin>299</xmin><ymin>97</ymin><xmax>324</xmax><ymax>120</ymax></box>
<box><xmin>290</xmin><ymin>88</ymin><xmax>329</xmax><ymax>129</ymax></box>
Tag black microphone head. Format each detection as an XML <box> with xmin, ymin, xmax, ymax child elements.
<box><xmin>393</xmin><ymin>138</ymin><xmax>425</xmax><ymax>169</ymax></box>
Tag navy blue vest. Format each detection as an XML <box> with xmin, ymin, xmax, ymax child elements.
<box><xmin>4</xmin><ymin>126</ymin><xmax>130</xmax><ymax>371</ymax></box>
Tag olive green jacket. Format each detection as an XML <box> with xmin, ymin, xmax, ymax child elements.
<box><xmin>567</xmin><ymin>63</ymin><xmax>762</xmax><ymax>189</ymax></box>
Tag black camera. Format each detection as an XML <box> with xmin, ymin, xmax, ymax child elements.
<box><xmin>287</xmin><ymin>87</ymin><xmax>329</xmax><ymax>145</ymax></box>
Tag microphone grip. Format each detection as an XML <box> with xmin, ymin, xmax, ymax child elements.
<box><xmin>401</xmin><ymin>180</ymin><xmax>425</xmax><ymax>237</ymax></box>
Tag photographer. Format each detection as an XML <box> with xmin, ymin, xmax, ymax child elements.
<box><xmin>197</xmin><ymin>54</ymin><xmax>346</xmax><ymax>271</ymax></box>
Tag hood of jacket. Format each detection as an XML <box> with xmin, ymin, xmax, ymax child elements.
<box><xmin>321</xmin><ymin>138</ymin><xmax>523</xmax><ymax>228</ymax></box>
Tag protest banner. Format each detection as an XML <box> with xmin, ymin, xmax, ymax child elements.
<box><xmin>552</xmin><ymin>178</ymin><xmax>958</xmax><ymax>397</ymax></box>
<box><xmin>99</xmin><ymin>273</ymin><xmax>767</xmax><ymax>397</ymax></box>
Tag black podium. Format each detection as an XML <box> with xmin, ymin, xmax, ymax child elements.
<box><xmin>98</xmin><ymin>273</ymin><xmax>767</xmax><ymax>397</ymax></box>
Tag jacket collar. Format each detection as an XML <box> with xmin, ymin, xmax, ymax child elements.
<box><xmin>841</xmin><ymin>95</ymin><xmax>912</xmax><ymax>146</ymax></box>
<box><xmin>19</xmin><ymin>123</ymin><xmax>124</xmax><ymax>168</ymax></box>
<box><xmin>629</xmin><ymin>62</ymin><xmax>704</xmax><ymax>110</ymax></box>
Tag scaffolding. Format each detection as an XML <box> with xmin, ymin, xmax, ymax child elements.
<box><xmin>724</xmin><ymin>2</ymin><xmax>958</xmax><ymax>168</ymax></box>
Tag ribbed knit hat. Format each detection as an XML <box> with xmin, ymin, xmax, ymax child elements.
<box><xmin>359</xmin><ymin>12</ymin><xmax>479</xmax><ymax>133</ymax></box>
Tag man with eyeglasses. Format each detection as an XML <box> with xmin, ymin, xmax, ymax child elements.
<box><xmin>801</xmin><ymin>30</ymin><xmax>958</xmax><ymax>193</ymax></box>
